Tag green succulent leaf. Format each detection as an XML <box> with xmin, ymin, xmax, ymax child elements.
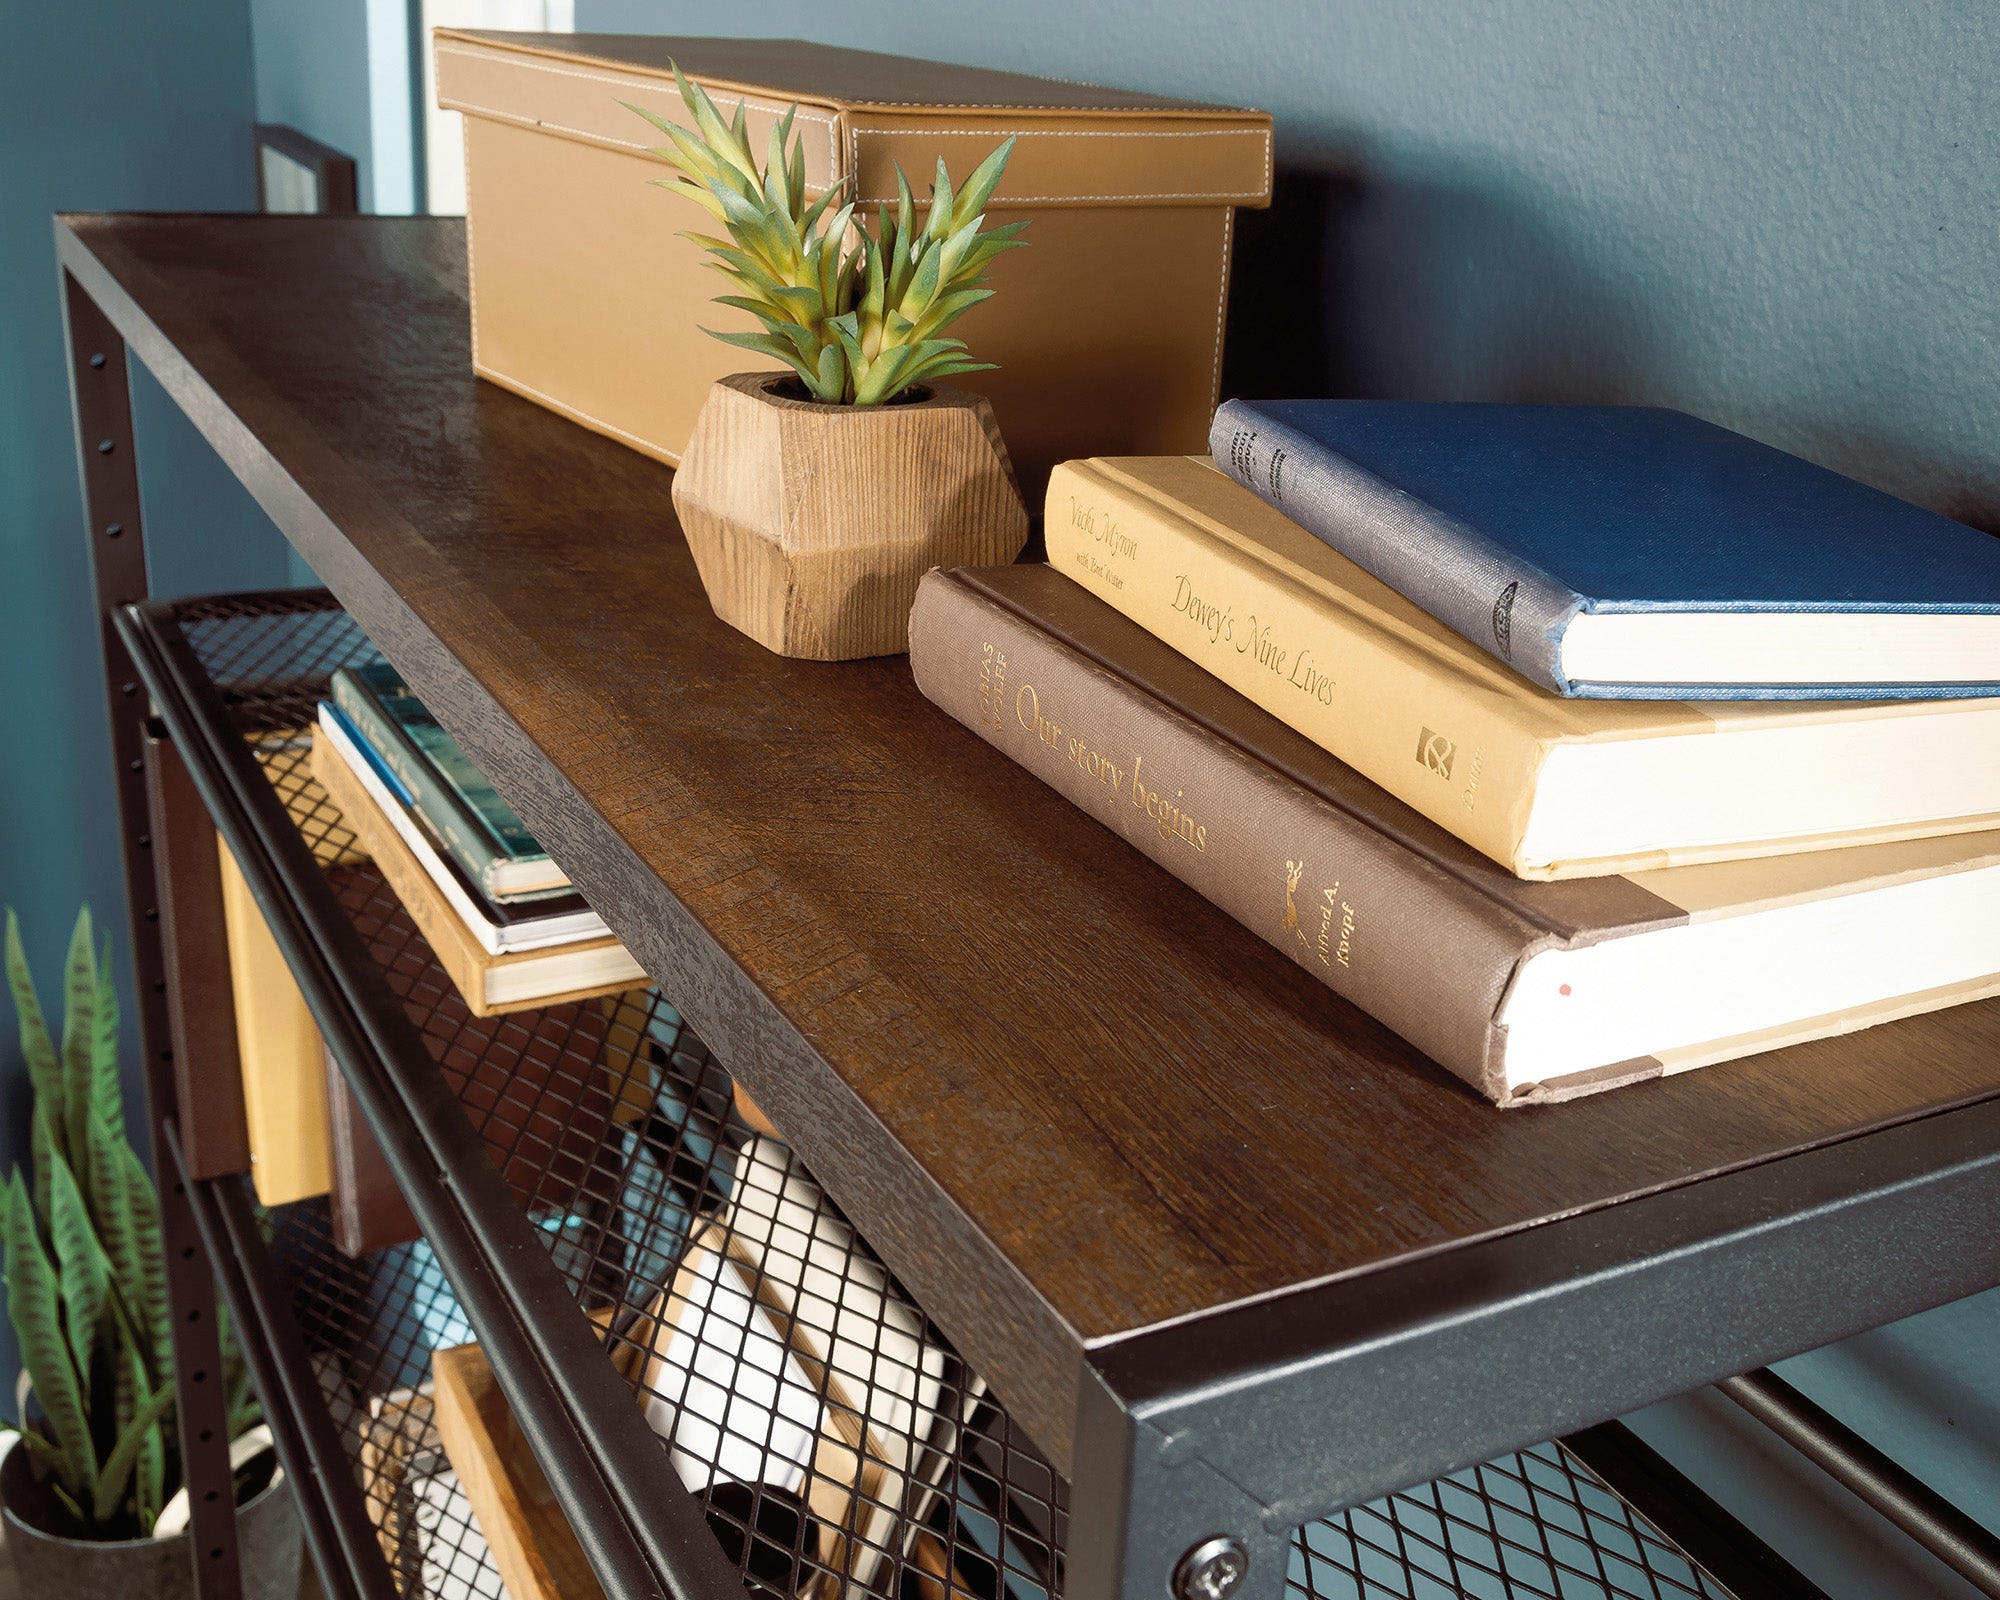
<box><xmin>59</xmin><ymin>910</ymin><xmax>97</xmax><ymax>1192</ymax></box>
<box><xmin>119</xmin><ymin>1139</ymin><xmax>171</xmax><ymax>1383</ymax></box>
<box><xmin>633</xmin><ymin>70</ymin><xmax>1023</xmax><ymax>404</ymax></box>
<box><xmin>29</xmin><ymin>1094</ymin><xmax>58</xmax><ymax>1234</ymax></box>
<box><xmin>953</xmin><ymin>137</ymin><xmax>1016</xmax><ymax>226</ymax></box>
<box><xmin>91</xmin><ymin>932</ymin><xmax>122</xmax><ymax>1141</ymax></box>
<box><xmin>1</xmin><ymin>1169</ymin><xmax>94</xmax><ymax>1501</ymax></box>
<box><xmin>48</xmin><ymin>1478</ymin><xmax>87</xmax><ymax>1531</ymax></box>
<box><xmin>15</xmin><ymin>1426</ymin><xmax>67</xmax><ymax>1476</ymax></box>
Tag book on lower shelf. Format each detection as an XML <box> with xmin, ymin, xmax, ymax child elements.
<box><xmin>431</xmin><ymin>1341</ymin><xmax>599</xmax><ymax>1600</ymax></box>
<box><xmin>1043</xmin><ymin>453</ymin><xmax>2000</xmax><ymax>881</ymax></box>
<box><xmin>910</xmin><ymin>563</ymin><xmax>2000</xmax><ymax>1105</ymax></box>
<box><xmin>625</xmin><ymin>1133</ymin><xmax>978</xmax><ymax>1600</ymax></box>
<box><xmin>333</xmin><ymin>660</ymin><xmax>572</xmax><ymax>899</ymax></box>
<box><xmin>220</xmin><ymin>728</ymin><xmax>369</xmax><ymax>1206</ymax></box>
<box><xmin>311</xmin><ymin>713</ymin><xmax>646</xmax><ymax>1014</ymax></box>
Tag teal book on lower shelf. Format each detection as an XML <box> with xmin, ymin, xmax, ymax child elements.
<box><xmin>330</xmin><ymin>661</ymin><xmax>571</xmax><ymax>900</ymax></box>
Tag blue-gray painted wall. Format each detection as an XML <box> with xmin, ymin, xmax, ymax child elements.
<box><xmin>569</xmin><ymin>2</ymin><xmax>2000</xmax><ymax>1594</ymax></box>
<box><xmin>0</xmin><ymin>0</ymin><xmax>299</xmax><ymax>1395</ymax></box>
<box><xmin>247</xmin><ymin>0</ymin><xmax>384</xmax><ymax>210</ymax></box>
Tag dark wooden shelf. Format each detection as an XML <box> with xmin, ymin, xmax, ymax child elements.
<box><xmin>56</xmin><ymin>213</ymin><xmax>2000</xmax><ymax>1484</ymax></box>
<box><xmin>131</xmin><ymin>589</ymin><xmax>1807</xmax><ymax>1600</ymax></box>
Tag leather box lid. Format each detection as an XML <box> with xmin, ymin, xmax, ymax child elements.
<box><xmin>434</xmin><ymin>31</ymin><xmax>1273</xmax><ymax>208</ymax></box>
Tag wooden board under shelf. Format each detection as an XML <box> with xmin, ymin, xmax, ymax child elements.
<box><xmin>432</xmin><ymin>1340</ymin><xmax>604</xmax><ymax>1600</ymax></box>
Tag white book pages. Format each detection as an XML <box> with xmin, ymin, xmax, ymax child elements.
<box><xmin>411</xmin><ymin>1462</ymin><xmax>509</xmax><ymax>1599</ymax></box>
<box><xmin>724</xmin><ymin>1137</ymin><xmax>950</xmax><ymax>1594</ymax></box>
<box><xmin>640</xmin><ymin>1225</ymin><xmax>823</xmax><ymax>1499</ymax></box>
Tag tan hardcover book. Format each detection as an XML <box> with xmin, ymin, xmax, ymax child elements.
<box><xmin>218</xmin><ymin>838</ymin><xmax>331</xmax><ymax>1204</ymax></box>
<box><xmin>911</xmin><ymin>565</ymin><xmax>2000</xmax><ymax>1103</ymax></box>
<box><xmin>310</xmin><ymin>729</ymin><xmax>644</xmax><ymax>1015</ymax></box>
<box><xmin>216</xmin><ymin>732</ymin><xmax>371</xmax><ymax>1205</ymax></box>
<box><xmin>1044</xmin><ymin>455</ymin><xmax>2000</xmax><ymax>880</ymax></box>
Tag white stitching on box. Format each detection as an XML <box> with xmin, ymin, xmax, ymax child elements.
<box><xmin>841</xmin><ymin>124</ymin><xmax>1273</xmax><ymax>205</ymax></box>
<box><xmin>435</xmin><ymin>43</ymin><xmax>841</xmax><ymax>185</ymax></box>
<box><xmin>463</xmin><ymin>130</ymin><xmax>479</xmax><ymax>366</ymax></box>
<box><xmin>851</xmin><ymin>126</ymin><xmax>1271</xmax><ymax>139</ymax></box>
<box><xmin>440</xmin><ymin>100</ymin><xmax>658</xmax><ymax>153</ymax></box>
<box><xmin>1210</xmin><ymin>205</ymin><xmax>1233</xmax><ymax>405</ymax></box>
<box><xmin>434</xmin><ymin>43</ymin><xmax>839</xmax><ymax>135</ymax></box>
<box><xmin>858</xmin><ymin>189</ymin><xmax>1262</xmax><ymax>203</ymax></box>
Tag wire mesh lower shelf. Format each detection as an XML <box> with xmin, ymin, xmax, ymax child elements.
<box><xmin>176</xmin><ymin>590</ymin><xmax>1749</xmax><ymax>1600</ymax></box>
<box><xmin>263</xmin><ymin>1179</ymin><xmax>1738</xmax><ymax>1600</ymax></box>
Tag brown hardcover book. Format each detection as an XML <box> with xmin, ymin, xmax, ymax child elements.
<box><xmin>324</xmin><ymin>1043</ymin><xmax>419</xmax><ymax>1256</ymax></box>
<box><xmin>910</xmin><ymin>565</ymin><xmax>2000</xmax><ymax>1105</ymax></box>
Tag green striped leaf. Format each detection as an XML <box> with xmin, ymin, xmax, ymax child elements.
<box><xmin>117</xmin><ymin>1139</ymin><xmax>171</xmax><ymax>1383</ymax></box>
<box><xmin>90</xmin><ymin>1375</ymin><xmax>176</xmax><ymax>1525</ymax></box>
<box><xmin>5</xmin><ymin>911</ymin><xmax>60</xmax><ymax>1123</ymax></box>
<box><xmin>30</xmin><ymin>1094</ymin><xmax>58</xmax><ymax>1233</ymax></box>
<box><xmin>91</xmin><ymin>931</ymin><xmax>122</xmax><ymax>1140</ymax></box>
<box><xmin>85</xmin><ymin>1114</ymin><xmax>166</xmax><ymax>1385</ymax></box>
<box><xmin>47</xmin><ymin>1150</ymin><xmax>108</xmax><ymax>1391</ymax></box>
<box><xmin>59</xmin><ymin>910</ymin><xmax>97</xmax><ymax>1193</ymax></box>
<box><xmin>1</xmin><ymin>1170</ymin><xmax>94</xmax><ymax>1502</ymax></box>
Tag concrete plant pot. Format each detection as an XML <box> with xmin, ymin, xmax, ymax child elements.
<box><xmin>0</xmin><ymin>1433</ymin><xmax>301</xmax><ymax>1600</ymax></box>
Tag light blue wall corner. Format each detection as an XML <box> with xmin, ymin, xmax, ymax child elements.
<box><xmin>249</xmin><ymin>0</ymin><xmax>418</xmax><ymax>215</ymax></box>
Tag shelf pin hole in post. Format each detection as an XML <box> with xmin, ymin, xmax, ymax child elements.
<box><xmin>89</xmin><ymin>352</ymin><xmax>106</xmax><ymax>368</ymax></box>
<box><xmin>97</xmin><ymin>439</ymin><xmax>114</xmax><ymax>454</ymax></box>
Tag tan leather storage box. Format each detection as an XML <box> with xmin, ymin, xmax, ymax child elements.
<box><xmin>435</xmin><ymin>32</ymin><xmax>1272</xmax><ymax>494</ymax></box>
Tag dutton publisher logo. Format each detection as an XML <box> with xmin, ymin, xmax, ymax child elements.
<box><xmin>1417</xmin><ymin>727</ymin><xmax>1456</xmax><ymax>779</ymax></box>
<box><xmin>1491</xmin><ymin>580</ymin><xmax>1518</xmax><ymax>658</ymax></box>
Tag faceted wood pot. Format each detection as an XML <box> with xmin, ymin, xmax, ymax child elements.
<box><xmin>671</xmin><ymin>373</ymin><xmax>1031</xmax><ymax>660</ymax></box>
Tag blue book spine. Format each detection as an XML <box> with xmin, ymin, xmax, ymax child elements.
<box><xmin>320</xmin><ymin>699</ymin><xmax>414</xmax><ymax>808</ymax></box>
<box><xmin>1210</xmin><ymin>399</ymin><xmax>1585</xmax><ymax>694</ymax></box>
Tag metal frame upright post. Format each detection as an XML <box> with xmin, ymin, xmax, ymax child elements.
<box><xmin>61</xmin><ymin>269</ymin><xmax>244</xmax><ymax>1600</ymax></box>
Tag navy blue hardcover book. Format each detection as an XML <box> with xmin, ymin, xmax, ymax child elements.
<box><xmin>1210</xmin><ymin>399</ymin><xmax>2000</xmax><ymax>699</ymax></box>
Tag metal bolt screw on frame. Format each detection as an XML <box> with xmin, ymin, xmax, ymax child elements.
<box><xmin>1173</xmin><ymin>1536</ymin><xmax>1250</xmax><ymax>1600</ymax></box>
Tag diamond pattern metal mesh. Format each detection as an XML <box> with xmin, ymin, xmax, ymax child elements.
<box><xmin>174</xmin><ymin>593</ymin><xmax>1740</xmax><ymax>1600</ymax></box>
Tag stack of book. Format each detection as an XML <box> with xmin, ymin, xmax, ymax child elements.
<box><xmin>311</xmin><ymin>661</ymin><xmax>646</xmax><ymax>1014</ymax></box>
<box><xmin>911</xmin><ymin>402</ymin><xmax>2000</xmax><ymax>1105</ymax></box>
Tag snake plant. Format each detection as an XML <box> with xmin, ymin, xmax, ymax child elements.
<box><xmin>630</xmin><ymin>66</ymin><xmax>1027</xmax><ymax>406</ymax></box>
<box><xmin>2</xmin><ymin>906</ymin><xmax>257</xmax><ymax>1538</ymax></box>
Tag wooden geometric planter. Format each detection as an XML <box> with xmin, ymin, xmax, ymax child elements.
<box><xmin>671</xmin><ymin>373</ymin><xmax>1030</xmax><ymax>660</ymax></box>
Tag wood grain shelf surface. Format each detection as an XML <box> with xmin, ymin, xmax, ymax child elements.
<box><xmin>59</xmin><ymin>213</ymin><xmax>2000</xmax><ymax>1472</ymax></box>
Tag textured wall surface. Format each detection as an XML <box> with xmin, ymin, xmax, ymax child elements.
<box><xmin>249</xmin><ymin>0</ymin><xmax>380</xmax><ymax>205</ymax></box>
<box><xmin>583</xmin><ymin>0</ymin><xmax>2000</xmax><ymax>529</ymax></box>
<box><xmin>0</xmin><ymin>0</ymin><xmax>293</xmax><ymax>1393</ymax></box>
<box><xmin>570</xmin><ymin>3</ymin><xmax>2000</xmax><ymax>1594</ymax></box>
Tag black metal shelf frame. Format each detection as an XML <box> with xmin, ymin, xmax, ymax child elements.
<box><xmin>120</xmin><ymin>593</ymin><xmax>750</xmax><ymax>1600</ymax></box>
